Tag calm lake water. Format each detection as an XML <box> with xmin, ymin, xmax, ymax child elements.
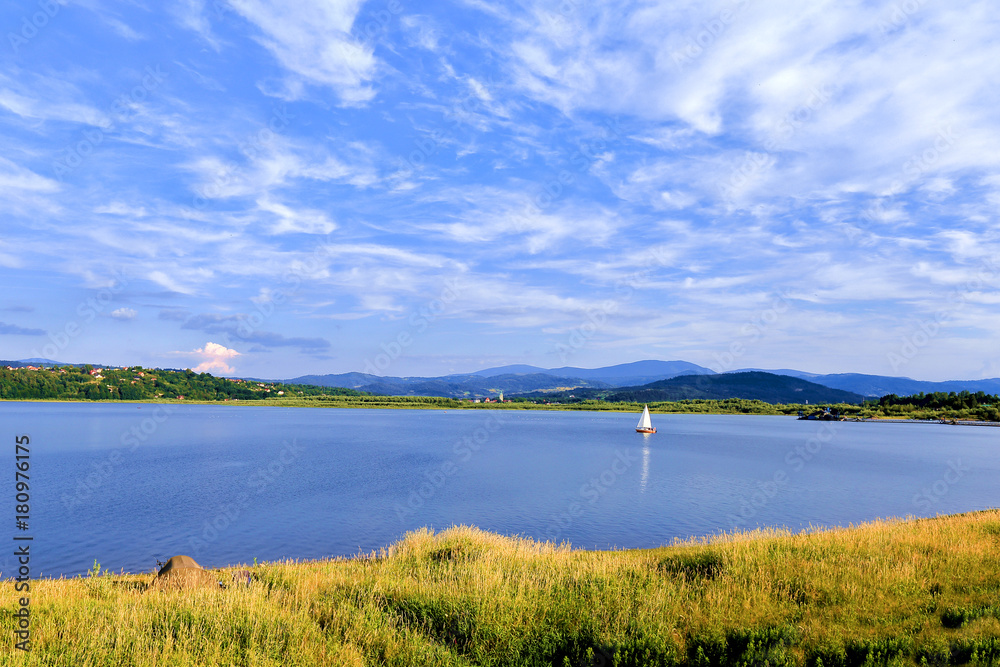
<box><xmin>3</xmin><ymin>402</ymin><xmax>998</xmax><ymax>578</ymax></box>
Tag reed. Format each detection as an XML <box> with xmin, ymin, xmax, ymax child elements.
<box><xmin>4</xmin><ymin>511</ymin><xmax>1000</xmax><ymax>665</ymax></box>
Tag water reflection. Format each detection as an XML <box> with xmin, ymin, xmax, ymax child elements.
<box><xmin>640</xmin><ymin>439</ymin><xmax>650</xmax><ymax>493</ymax></box>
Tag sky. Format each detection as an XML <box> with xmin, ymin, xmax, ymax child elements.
<box><xmin>1</xmin><ymin>0</ymin><xmax>998</xmax><ymax>381</ymax></box>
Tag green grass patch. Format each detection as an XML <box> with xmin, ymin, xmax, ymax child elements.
<box><xmin>4</xmin><ymin>513</ymin><xmax>1000</xmax><ymax>665</ymax></box>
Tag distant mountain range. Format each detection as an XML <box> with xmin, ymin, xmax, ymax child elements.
<box><xmin>8</xmin><ymin>357</ymin><xmax>1000</xmax><ymax>403</ymax></box>
<box><xmin>283</xmin><ymin>371</ymin><xmax>612</xmax><ymax>398</ymax></box>
<box><xmin>1</xmin><ymin>358</ymin><xmax>64</xmax><ymax>367</ymax></box>
<box><xmin>736</xmin><ymin>369</ymin><xmax>1000</xmax><ymax>397</ymax></box>
<box><xmin>469</xmin><ymin>360</ymin><xmax>711</xmax><ymax>387</ymax></box>
<box><xmin>282</xmin><ymin>360</ymin><xmax>1000</xmax><ymax>402</ymax></box>
<box><xmin>284</xmin><ymin>360</ymin><xmax>712</xmax><ymax>399</ymax></box>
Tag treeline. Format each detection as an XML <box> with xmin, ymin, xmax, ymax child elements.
<box><xmin>0</xmin><ymin>366</ymin><xmax>363</xmax><ymax>402</ymax></box>
<box><xmin>869</xmin><ymin>390</ymin><xmax>1000</xmax><ymax>421</ymax></box>
<box><xmin>302</xmin><ymin>395</ymin><xmax>462</xmax><ymax>408</ymax></box>
<box><xmin>497</xmin><ymin>397</ymin><xmax>810</xmax><ymax>415</ymax></box>
<box><xmin>3</xmin><ymin>366</ymin><xmax>997</xmax><ymax>421</ymax></box>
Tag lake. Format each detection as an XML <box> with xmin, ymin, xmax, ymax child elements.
<box><xmin>4</xmin><ymin>402</ymin><xmax>997</xmax><ymax>578</ymax></box>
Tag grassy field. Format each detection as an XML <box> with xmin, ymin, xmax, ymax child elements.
<box><xmin>4</xmin><ymin>511</ymin><xmax>1000</xmax><ymax>666</ymax></box>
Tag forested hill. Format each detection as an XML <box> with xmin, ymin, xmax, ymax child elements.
<box><xmin>0</xmin><ymin>365</ymin><xmax>362</xmax><ymax>401</ymax></box>
<box><xmin>526</xmin><ymin>372</ymin><xmax>866</xmax><ymax>405</ymax></box>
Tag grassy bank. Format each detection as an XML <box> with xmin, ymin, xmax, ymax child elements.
<box><xmin>4</xmin><ymin>511</ymin><xmax>1000</xmax><ymax>666</ymax></box>
<box><xmin>0</xmin><ymin>394</ymin><xmax>836</xmax><ymax>416</ymax></box>
<box><xmin>9</xmin><ymin>394</ymin><xmax>996</xmax><ymax>422</ymax></box>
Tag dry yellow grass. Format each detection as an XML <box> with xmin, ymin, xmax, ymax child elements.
<box><xmin>3</xmin><ymin>511</ymin><xmax>1000</xmax><ymax>666</ymax></box>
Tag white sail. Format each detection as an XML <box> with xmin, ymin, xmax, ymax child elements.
<box><xmin>636</xmin><ymin>404</ymin><xmax>652</xmax><ymax>430</ymax></box>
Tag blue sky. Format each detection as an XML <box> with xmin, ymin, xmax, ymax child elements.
<box><xmin>1</xmin><ymin>0</ymin><xmax>998</xmax><ymax>381</ymax></box>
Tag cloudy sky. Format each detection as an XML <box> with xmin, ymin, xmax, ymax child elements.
<box><xmin>1</xmin><ymin>0</ymin><xmax>998</xmax><ymax>380</ymax></box>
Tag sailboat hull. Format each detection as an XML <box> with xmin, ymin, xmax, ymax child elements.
<box><xmin>635</xmin><ymin>404</ymin><xmax>655</xmax><ymax>433</ymax></box>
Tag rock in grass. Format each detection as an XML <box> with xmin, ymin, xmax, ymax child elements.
<box><xmin>151</xmin><ymin>555</ymin><xmax>220</xmax><ymax>591</ymax></box>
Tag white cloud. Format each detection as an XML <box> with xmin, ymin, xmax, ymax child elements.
<box><xmin>2</xmin><ymin>0</ymin><xmax>999</xmax><ymax>380</ymax></box>
<box><xmin>187</xmin><ymin>139</ymin><xmax>381</xmax><ymax>203</ymax></box>
<box><xmin>401</xmin><ymin>15</ymin><xmax>441</xmax><ymax>51</ymax></box>
<box><xmin>228</xmin><ymin>0</ymin><xmax>377</xmax><ymax>103</ymax></box>
<box><xmin>256</xmin><ymin>198</ymin><xmax>337</xmax><ymax>235</ymax></box>
<box><xmin>111</xmin><ymin>307</ymin><xmax>137</xmax><ymax>320</ymax></box>
<box><xmin>95</xmin><ymin>202</ymin><xmax>148</xmax><ymax>217</ymax></box>
<box><xmin>0</xmin><ymin>86</ymin><xmax>108</xmax><ymax>127</ymax></box>
<box><xmin>0</xmin><ymin>158</ymin><xmax>60</xmax><ymax>193</ymax></box>
<box><xmin>172</xmin><ymin>0</ymin><xmax>222</xmax><ymax>49</ymax></box>
<box><xmin>188</xmin><ymin>341</ymin><xmax>241</xmax><ymax>374</ymax></box>
<box><xmin>423</xmin><ymin>187</ymin><xmax>619</xmax><ymax>254</ymax></box>
<box><xmin>104</xmin><ymin>16</ymin><xmax>144</xmax><ymax>41</ymax></box>
<box><xmin>148</xmin><ymin>270</ymin><xmax>201</xmax><ymax>295</ymax></box>
<box><xmin>493</xmin><ymin>0</ymin><xmax>1000</xmax><ymax>204</ymax></box>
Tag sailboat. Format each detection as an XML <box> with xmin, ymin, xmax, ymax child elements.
<box><xmin>635</xmin><ymin>404</ymin><xmax>656</xmax><ymax>433</ymax></box>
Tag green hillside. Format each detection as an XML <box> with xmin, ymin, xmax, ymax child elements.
<box><xmin>523</xmin><ymin>371</ymin><xmax>865</xmax><ymax>405</ymax></box>
<box><xmin>0</xmin><ymin>364</ymin><xmax>361</xmax><ymax>401</ymax></box>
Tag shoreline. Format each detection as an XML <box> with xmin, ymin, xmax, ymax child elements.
<box><xmin>10</xmin><ymin>509</ymin><xmax>996</xmax><ymax>581</ymax></box>
<box><xmin>5</xmin><ymin>397</ymin><xmax>998</xmax><ymax>423</ymax></box>
<box><xmin>16</xmin><ymin>509</ymin><xmax>999</xmax><ymax>581</ymax></box>
<box><xmin>0</xmin><ymin>396</ymin><xmax>800</xmax><ymax>415</ymax></box>
<box><xmin>8</xmin><ymin>511</ymin><xmax>1000</xmax><ymax>664</ymax></box>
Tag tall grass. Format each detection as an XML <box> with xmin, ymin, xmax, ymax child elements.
<box><xmin>4</xmin><ymin>511</ymin><xmax>1000</xmax><ymax>665</ymax></box>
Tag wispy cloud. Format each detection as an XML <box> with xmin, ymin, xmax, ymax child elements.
<box><xmin>1</xmin><ymin>0</ymin><xmax>998</xmax><ymax>380</ymax></box>
<box><xmin>228</xmin><ymin>0</ymin><xmax>377</xmax><ymax>103</ymax></box>
<box><xmin>0</xmin><ymin>157</ymin><xmax>60</xmax><ymax>193</ymax></box>
<box><xmin>0</xmin><ymin>75</ymin><xmax>108</xmax><ymax>126</ymax></box>
<box><xmin>0</xmin><ymin>322</ymin><xmax>45</xmax><ymax>336</ymax></box>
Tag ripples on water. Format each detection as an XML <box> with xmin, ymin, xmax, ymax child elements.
<box><xmin>5</xmin><ymin>402</ymin><xmax>997</xmax><ymax>577</ymax></box>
